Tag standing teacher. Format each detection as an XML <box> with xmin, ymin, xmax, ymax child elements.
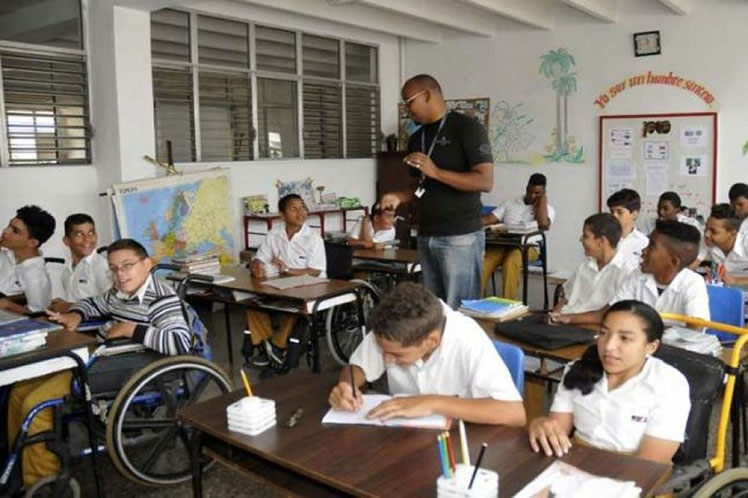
<box><xmin>381</xmin><ymin>74</ymin><xmax>494</xmax><ymax>309</ymax></box>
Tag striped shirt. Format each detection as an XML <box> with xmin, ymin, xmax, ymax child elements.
<box><xmin>70</xmin><ymin>275</ymin><xmax>194</xmax><ymax>356</ymax></box>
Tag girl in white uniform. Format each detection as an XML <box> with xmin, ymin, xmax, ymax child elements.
<box><xmin>529</xmin><ymin>300</ymin><xmax>691</xmax><ymax>464</ymax></box>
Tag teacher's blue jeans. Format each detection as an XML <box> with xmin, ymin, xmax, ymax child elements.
<box><xmin>417</xmin><ymin>229</ymin><xmax>484</xmax><ymax>309</ymax></box>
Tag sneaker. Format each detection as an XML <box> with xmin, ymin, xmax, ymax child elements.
<box><xmin>246</xmin><ymin>347</ymin><xmax>269</xmax><ymax>368</ymax></box>
<box><xmin>265</xmin><ymin>341</ymin><xmax>287</xmax><ymax>366</ymax></box>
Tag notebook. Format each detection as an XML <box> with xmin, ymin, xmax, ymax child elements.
<box><xmin>322</xmin><ymin>394</ymin><xmax>451</xmax><ymax>429</ymax></box>
<box><xmin>262</xmin><ymin>275</ymin><xmax>327</xmax><ymax>290</ymax></box>
<box><xmin>0</xmin><ymin>318</ymin><xmax>62</xmax><ymax>340</ymax></box>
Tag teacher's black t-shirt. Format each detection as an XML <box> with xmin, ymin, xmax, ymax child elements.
<box><xmin>408</xmin><ymin>111</ymin><xmax>493</xmax><ymax>237</ymax></box>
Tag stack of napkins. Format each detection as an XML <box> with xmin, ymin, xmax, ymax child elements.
<box><xmin>226</xmin><ymin>397</ymin><xmax>276</xmax><ymax>436</ymax></box>
<box><xmin>663</xmin><ymin>326</ymin><xmax>723</xmax><ymax>356</ymax></box>
<box><xmin>437</xmin><ymin>464</ymin><xmax>498</xmax><ymax>498</ymax></box>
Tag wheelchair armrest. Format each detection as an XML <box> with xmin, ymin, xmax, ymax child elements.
<box><xmin>97</xmin><ymin>339</ymin><xmax>148</xmax><ymax>357</ymax></box>
<box><xmin>654</xmin><ymin>459</ymin><xmax>712</xmax><ymax>494</ymax></box>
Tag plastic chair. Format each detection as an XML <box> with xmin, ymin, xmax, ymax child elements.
<box><xmin>493</xmin><ymin>340</ymin><xmax>524</xmax><ymax>395</ymax></box>
<box><xmin>481</xmin><ymin>205</ymin><xmax>497</xmax><ymax>216</ymax></box>
<box><xmin>707</xmin><ymin>285</ymin><xmax>745</xmax><ymax>343</ymax></box>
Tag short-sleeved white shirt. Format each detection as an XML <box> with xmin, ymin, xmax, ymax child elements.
<box><xmin>551</xmin><ymin>356</ymin><xmax>690</xmax><ymax>452</ymax></box>
<box><xmin>347</xmin><ymin>218</ymin><xmax>396</xmax><ymax>243</ymax></box>
<box><xmin>491</xmin><ymin>196</ymin><xmax>556</xmax><ymax>245</ymax></box>
<box><xmin>61</xmin><ymin>251</ymin><xmax>111</xmax><ymax>302</ymax></box>
<box><xmin>709</xmin><ymin>231</ymin><xmax>748</xmax><ymax>277</ymax></box>
<box><xmin>350</xmin><ymin>302</ymin><xmax>522</xmax><ymax>402</ymax></box>
<box><xmin>740</xmin><ymin>218</ymin><xmax>748</xmax><ymax>237</ymax></box>
<box><xmin>616</xmin><ymin>228</ymin><xmax>649</xmax><ymax>272</ymax></box>
<box><xmin>0</xmin><ymin>249</ymin><xmax>51</xmax><ymax>312</ymax></box>
<box><xmin>561</xmin><ymin>251</ymin><xmax>631</xmax><ymax>314</ymax></box>
<box><xmin>610</xmin><ymin>268</ymin><xmax>710</xmax><ymax>322</ymax></box>
<box><xmin>254</xmin><ymin>223</ymin><xmax>327</xmax><ymax>277</ymax></box>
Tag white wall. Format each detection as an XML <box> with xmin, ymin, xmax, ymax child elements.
<box><xmin>404</xmin><ymin>0</ymin><xmax>748</xmax><ymax>272</ymax></box>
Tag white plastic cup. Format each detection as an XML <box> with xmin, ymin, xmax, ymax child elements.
<box><xmin>436</xmin><ymin>463</ymin><xmax>499</xmax><ymax>498</ymax></box>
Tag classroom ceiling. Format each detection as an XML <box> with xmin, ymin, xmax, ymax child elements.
<box><xmin>113</xmin><ymin>0</ymin><xmax>694</xmax><ymax>43</ymax></box>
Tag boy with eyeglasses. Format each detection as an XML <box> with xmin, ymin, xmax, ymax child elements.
<box><xmin>9</xmin><ymin>239</ymin><xmax>197</xmax><ymax>489</ymax></box>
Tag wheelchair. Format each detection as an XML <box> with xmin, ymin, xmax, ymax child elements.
<box><xmin>1</xmin><ymin>268</ymin><xmax>233</xmax><ymax>497</ymax></box>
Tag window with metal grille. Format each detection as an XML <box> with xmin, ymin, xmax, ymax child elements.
<box><xmin>257</xmin><ymin>78</ymin><xmax>298</xmax><ymax>159</ymax></box>
<box><xmin>151</xmin><ymin>9</ymin><xmax>191</xmax><ymax>63</ymax></box>
<box><xmin>1</xmin><ymin>52</ymin><xmax>90</xmax><ymax>166</ymax></box>
<box><xmin>345</xmin><ymin>84</ymin><xmax>380</xmax><ymax>158</ymax></box>
<box><xmin>303</xmin><ymin>81</ymin><xmax>341</xmax><ymax>159</ymax></box>
<box><xmin>152</xmin><ymin>67</ymin><xmax>195</xmax><ymax>163</ymax></box>
<box><xmin>199</xmin><ymin>71</ymin><xmax>252</xmax><ymax>161</ymax></box>
<box><xmin>256</xmin><ymin>26</ymin><xmax>296</xmax><ymax>74</ymax></box>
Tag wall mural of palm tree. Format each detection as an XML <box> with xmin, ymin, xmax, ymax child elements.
<box><xmin>539</xmin><ymin>47</ymin><xmax>585</xmax><ymax>163</ymax></box>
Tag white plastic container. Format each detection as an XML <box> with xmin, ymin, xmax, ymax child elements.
<box><xmin>436</xmin><ymin>463</ymin><xmax>499</xmax><ymax>498</ymax></box>
<box><xmin>226</xmin><ymin>396</ymin><xmax>276</xmax><ymax>436</ymax></box>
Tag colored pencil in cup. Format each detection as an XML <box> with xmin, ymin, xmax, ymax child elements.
<box><xmin>240</xmin><ymin>369</ymin><xmax>253</xmax><ymax>397</ymax></box>
<box><xmin>437</xmin><ymin>435</ymin><xmax>449</xmax><ymax>477</ymax></box>
<box><xmin>445</xmin><ymin>431</ymin><xmax>457</xmax><ymax>472</ymax></box>
<box><xmin>459</xmin><ymin>419</ymin><xmax>470</xmax><ymax>465</ymax></box>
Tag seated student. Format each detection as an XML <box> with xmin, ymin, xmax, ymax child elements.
<box><xmin>328</xmin><ymin>282</ymin><xmax>526</xmax><ymax>425</ymax></box>
<box><xmin>551</xmin><ymin>213</ymin><xmax>629</xmax><ymax>320</ymax></box>
<box><xmin>529</xmin><ymin>300</ymin><xmax>690</xmax><ymax>463</ymax></box>
<box><xmin>729</xmin><ymin>182</ymin><xmax>748</xmax><ymax>235</ymax></box>
<box><xmin>607</xmin><ymin>189</ymin><xmax>648</xmax><ymax>272</ymax></box>
<box><xmin>704</xmin><ymin>203</ymin><xmax>748</xmax><ymax>287</ymax></box>
<box><xmin>0</xmin><ymin>205</ymin><xmax>55</xmax><ymax>314</ymax></box>
<box><xmin>245</xmin><ymin>194</ymin><xmax>326</xmax><ymax>368</ymax></box>
<box><xmin>346</xmin><ymin>203</ymin><xmax>396</xmax><ymax>249</ymax></box>
<box><xmin>652</xmin><ymin>191</ymin><xmax>706</xmax><ymax>266</ymax></box>
<box><xmin>10</xmin><ymin>238</ymin><xmax>199</xmax><ymax>489</ymax></box>
<box><xmin>553</xmin><ymin>220</ymin><xmax>709</xmax><ymax>326</ymax></box>
<box><xmin>481</xmin><ymin>173</ymin><xmax>555</xmax><ymax>298</ymax></box>
<box><xmin>49</xmin><ymin>213</ymin><xmax>110</xmax><ymax>313</ymax></box>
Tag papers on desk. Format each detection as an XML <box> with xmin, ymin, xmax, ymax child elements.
<box><xmin>459</xmin><ymin>297</ymin><xmax>529</xmax><ymax>321</ymax></box>
<box><xmin>262</xmin><ymin>275</ymin><xmax>327</xmax><ymax>290</ymax></box>
<box><xmin>0</xmin><ymin>319</ymin><xmax>62</xmax><ymax>357</ymax></box>
<box><xmin>487</xmin><ymin>221</ymin><xmax>538</xmax><ymax>234</ymax></box>
<box><xmin>663</xmin><ymin>326</ymin><xmax>722</xmax><ymax>356</ymax></box>
<box><xmin>514</xmin><ymin>460</ymin><xmax>641</xmax><ymax>498</ymax></box>
<box><xmin>322</xmin><ymin>394</ymin><xmax>451</xmax><ymax>429</ymax></box>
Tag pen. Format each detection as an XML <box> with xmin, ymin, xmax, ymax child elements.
<box><xmin>468</xmin><ymin>442</ymin><xmax>487</xmax><ymax>490</ymax></box>
<box><xmin>349</xmin><ymin>364</ymin><xmax>358</xmax><ymax>409</ymax></box>
<box><xmin>240</xmin><ymin>368</ymin><xmax>253</xmax><ymax>397</ymax></box>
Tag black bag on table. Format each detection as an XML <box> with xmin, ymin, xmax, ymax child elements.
<box><xmin>494</xmin><ymin>313</ymin><xmax>596</xmax><ymax>350</ymax></box>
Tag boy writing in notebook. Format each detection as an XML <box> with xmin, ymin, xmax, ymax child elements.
<box><xmin>607</xmin><ymin>189</ymin><xmax>649</xmax><ymax>272</ymax></box>
<box><xmin>553</xmin><ymin>220</ymin><xmax>709</xmax><ymax>325</ymax></box>
<box><xmin>328</xmin><ymin>282</ymin><xmax>525</xmax><ymax>426</ymax></box>
<box><xmin>0</xmin><ymin>205</ymin><xmax>55</xmax><ymax>314</ymax></box>
<box><xmin>551</xmin><ymin>213</ymin><xmax>629</xmax><ymax>319</ymax></box>
<box><xmin>704</xmin><ymin>203</ymin><xmax>748</xmax><ymax>286</ymax></box>
<box><xmin>244</xmin><ymin>194</ymin><xmax>326</xmax><ymax>369</ymax></box>
<box><xmin>49</xmin><ymin>213</ymin><xmax>110</xmax><ymax>312</ymax></box>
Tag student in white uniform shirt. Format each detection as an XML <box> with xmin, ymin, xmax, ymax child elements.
<box><xmin>729</xmin><ymin>182</ymin><xmax>748</xmax><ymax>236</ymax></box>
<box><xmin>328</xmin><ymin>282</ymin><xmax>526</xmax><ymax>425</ymax></box>
<box><xmin>607</xmin><ymin>189</ymin><xmax>649</xmax><ymax>272</ymax></box>
<box><xmin>704</xmin><ymin>203</ymin><xmax>748</xmax><ymax>286</ymax></box>
<box><xmin>529</xmin><ymin>300</ymin><xmax>690</xmax><ymax>463</ymax></box>
<box><xmin>244</xmin><ymin>194</ymin><xmax>326</xmax><ymax>369</ymax></box>
<box><xmin>0</xmin><ymin>205</ymin><xmax>55</xmax><ymax>314</ymax></box>
<box><xmin>49</xmin><ymin>213</ymin><xmax>110</xmax><ymax>312</ymax></box>
<box><xmin>346</xmin><ymin>203</ymin><xmax>396</xmax><ymax>249</ymax></box>
<box><xmin>550</xmin><ymin>213</ymin><xmax>630</xmax><ymax>322</ymax></box>
<box><xmin>652</xmin><ymin>191</ymin><xmax>706</xmax><ymax>266</ymax></box>
<box><xmin>481</xmin><ymin>173</ymin><xmax>556</xmax><ymax>299</ymax></box>
<box><xmin>553</xmin><ymin>220</ymin><xmax>709</xmax><ymax>326</ymax></box>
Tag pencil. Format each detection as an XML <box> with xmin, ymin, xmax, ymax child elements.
<box><xmin>440</xmin><ymin>434</ymin><xmax>452</xmax><ymax>477</ymax></box>
<box><xmin>240</xmin><ymin>369</ymin><xmax>253</xmax><ymax>397</ymax></box>
<box><xmin>437</xmin><ymin>435</ymin><xmax>449</xmax><ymax>477</ymax></box>
<box><xmin>445</xmin><ymin>431</ymin><xmax>457</xmax><ymax>472</ymax></box>
<box><xmin>468</xmin><ymin>442</ymin><xmax>487</xmax><ymax>490</ymax></box>
<box><xmin>459</xmin><ymin>419</ymin><xmax>470</xmax><ymax>465</ymax></box>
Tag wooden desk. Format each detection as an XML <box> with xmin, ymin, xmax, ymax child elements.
<box><xmin>244</xmin><ymin>207</ymin><xmax>368</xmax><ymax>250</ymax></box>
<box><xmin>485</xmin><ymin>229</ymin><xmax>549</xmax><ymax>308</ymax></box>
<box><xmin>0</xmin><ymin>328</ymin><xmax>95</xmax><ymax>387</ymax></box>
<box><xmin>194</xmin><ymin>265</ymin><xmax>365</xmax><ymax>369</ymax></box>
<box><xmin>180</xmin><ymin>371</ymin><xmax>670</xmax><ymax>498</ymax></box>
<box><xmin>352</xmin><ymin>247</ymin><xmax>421</xmax><ymax>278</ymax></box>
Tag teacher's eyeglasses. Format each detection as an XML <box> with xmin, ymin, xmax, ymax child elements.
<box><xmin>401</xmin><ymin>90</ymin><xmax>426</xmax><ymax>107</ymax></box>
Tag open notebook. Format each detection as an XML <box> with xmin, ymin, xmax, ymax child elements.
<box><xmin>322</xmin><ymin>394</ymin><xmax>451</xmax><ymax>429</ymax></box>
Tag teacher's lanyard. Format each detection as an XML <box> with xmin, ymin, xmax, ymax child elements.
<box><xmin>415</xmin><ymin>113</ymin><xmax>448</xmax><ymax>198</ymax></box>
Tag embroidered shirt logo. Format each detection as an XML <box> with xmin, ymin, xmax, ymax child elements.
<box><xmin>631</xmin><ymin>415</ymin><xmax>648</xmax><ymax>423</ymax></box>
<box><xmin>436</xmin><ymin>136</ymin><xmax>450</xmax><ymax>147</ymax></box>
<box><xmin>479</xmin><ymin>143</ymin><xmax>492</xmax><ymax>154</ymax></box>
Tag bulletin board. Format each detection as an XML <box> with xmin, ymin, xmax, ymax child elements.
<box><xmin>598</xmin><ymin>112</ymin><xmax>717</xmax><ymax>223</ymax></box>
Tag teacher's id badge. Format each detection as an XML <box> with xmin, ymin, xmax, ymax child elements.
<box><xmin>414</xmin><ymin>185</ymin><xmax>425</xmax><ymax>198</ymax></box>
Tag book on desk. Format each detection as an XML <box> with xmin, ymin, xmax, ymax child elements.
<box><xmin>459</xmin><ymin>297</ymin><xmax>529</xmax><ymax>321</ymax></box>
<box><xmin>0</xmin><ymin>319</ymin><xmax>62</xmax><ymax>357</ymax></box>
<box><xmin>486</xmin><ymin>221</ymin><xmax>538</xmax><ymax>234</ymax></box>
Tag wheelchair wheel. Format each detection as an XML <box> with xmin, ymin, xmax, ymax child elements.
<box><xmin>25</xmin><ymin>476</ymin><xmax>80</xmax><ymax>498</ymax></box>
<box><xmin>106</xmin><ymin>355</ymin><xmax>232</xmax><ymax>487</ymax></box>
<box><xmin>692</xmin><ymin>468</ymin><xmax>748</xmax><ymax>498</ymax></box>
<box><xmin>325</xmin><ymin>280</ymin><xmax>379</xmax><ymax>365</ymax></box>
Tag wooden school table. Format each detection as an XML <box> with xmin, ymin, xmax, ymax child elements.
<box><xmin>192</xmin><ymin>265</ymin><xmax>366</xmax><ymax>370</ymax></box>
<box><xmin>484</xmin><ymin>229</ymin><xmax>549</xmax><ymax>308</ymax></box>
<box><xmin>351</xmin><ymin>247</ymin><xmax>421</xmax><ymax>280</ymax></box>
<box><xmin>180</xmin><ymin>371</ymin><xmax>671</xmax><ymax>498</ymax></box>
